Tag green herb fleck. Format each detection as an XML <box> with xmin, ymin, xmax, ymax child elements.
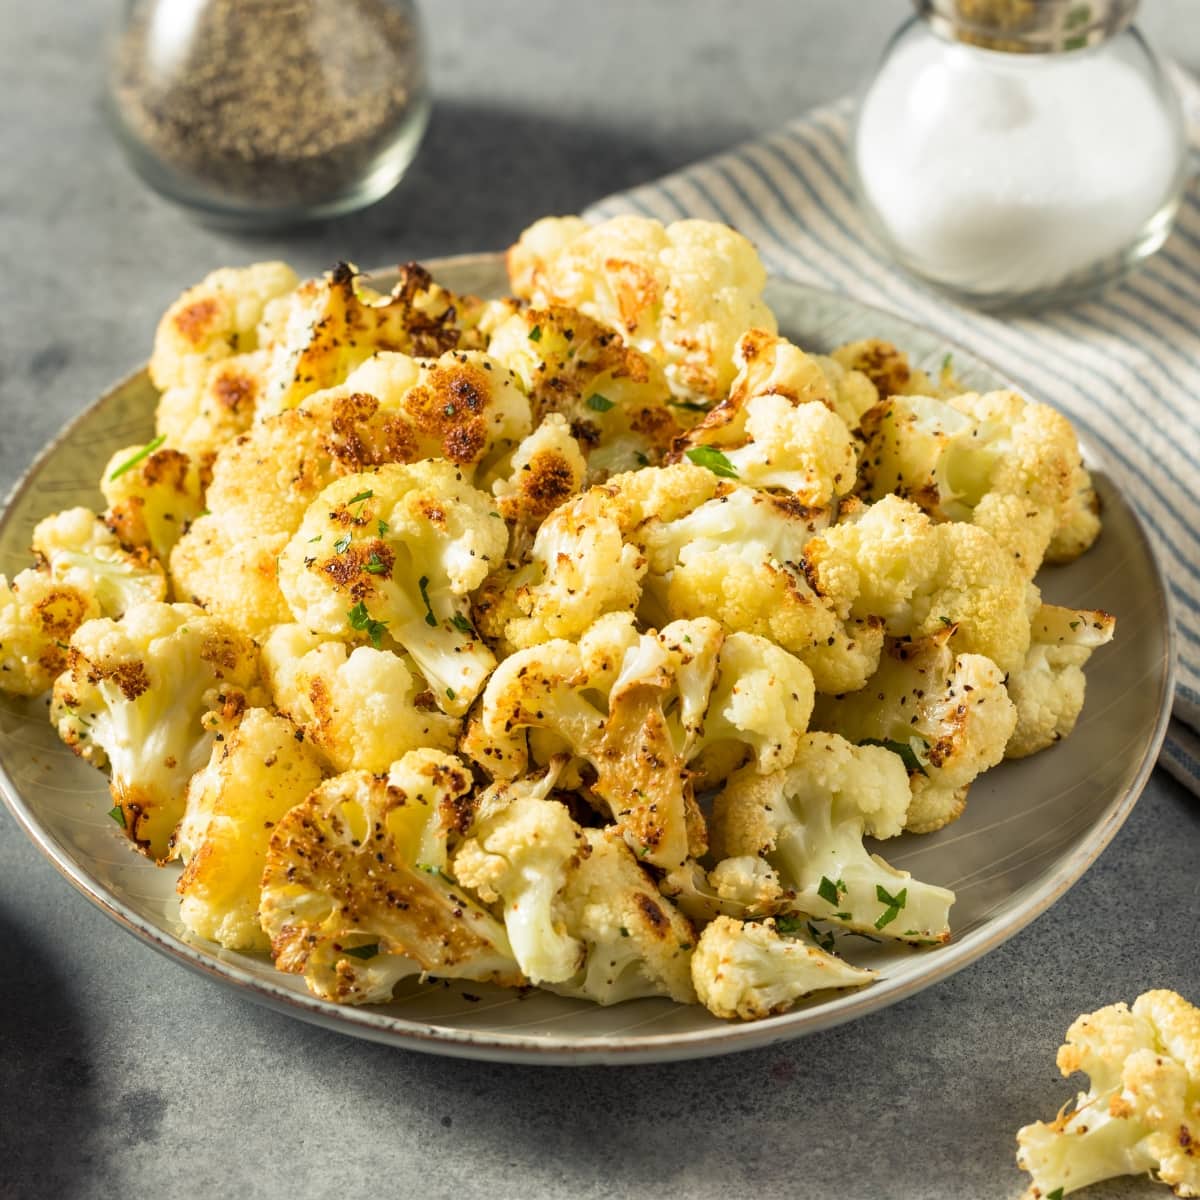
<box><xmin>489</xmin><ymin>511</ymin><xmax>503</xmax><ymax>519</ymax></box>
<box><xmin>859</xmin><ymin>737</ymin><xmax>928</xmax><ymax>777</ymax></box>
<box><xmin>418</xmin><ymin>575</ymin><xmax>437</xmax><ymax>628</ymax></box>
<box><xmin>1069</xmin><ymin>620</ymin><xmax>1080</xmax><ymax>630</ymax></box>
<box><xmin>333</xmin><ymin>533</ymin><xmax>352</xmax><ymax>555</ymax></box>
<box><xmin>347</xmin><ymin>489</ymin><xmax>374</xmax><ymax>506</ymax></box>
<box><xmin>528</xmin><ymin>324</ymin><xmax>542</xmax><ymax>342</ymax></box>
<box><xmin>1064</xmin><ymin>4</ymin><xmax>1090</xmax><ymax>28</ymax></box>
<box><xmin>634</xmin><ymin>452</ymin><xmax>650</xmax><ymax>467</ymax></box>
<box><xmin>308</xmin><ymin>534</ymin><xmax>323</xmax><ymax>543</ymax></box>
<box><xmin>806</xmin><ymin>921</ymin><xmax>837</xmax><ymax>954</ymax></box>
<box><xmin>347</xmin><ymin>601</ymin><xmax>388</xmax><ymax>648</ymax></box>
<box><xmin>445</xmin><ymin>687</ymin><xmax>456</xmax><ymax>701</ymax></box>
<box><xmin>55</xmin><ymin>640</ymin><xmax>70</xmax><ymax>651</ymax></box>
<box><xmin>449</xmin><ymin>612</ymin><xmax>475</xmax><ymax>636</ymax></box>
<box><xmin>939</xmin><ymin>615</ymin><xmax>953</xmax><ymax>627</ymax></box>
<box><xmin>1045</xmin><ymin>1190</ymin><xmax>1064</xmax><ymax>1200</ymax></box>
<box><xmin>685</xmin><ymin>445</ymin><xmax>739</xmax><ymax>479</ymax></box>
<box><xmin>108</xmin><ymin>434</ymin><xmax>166</xmax><ymax>481</ymax></box>
<box><xmin>774</xmin><ymin>914</ymin><xmax>805</xmax><ymax>936</ymax></box>
<box><xmin>343</xmin><ymin>944</ymin><xmax>379</xmax><ymax>960</ymax></box>
<box><xmin>619</xmin><ymin>926</ymin><xmax>630</xmax><ymax>938</ymax></box>
<box><xmin>107</xmin><ymin>804</ymin><xmax>126</xmax><ymax>828</ymax></box>
<box><xmin>1064</xmin><ymin>33</ymin><xmax>1087</xmax><ymax>49</ymax></box>
<box><xmin>846</xmin><ymin>930</ymin><xmax>882</xmax><ymax>944</ymax></box>
<box><xmin>668</xmin><ymin>399</ymin><xmax>710</xmax><ymax>413</ymax></box>
<box><xmin>941</xmin><ymin>352</ymin><xmax>954</xmax><ymax>373</ymax></box>
<box><xmin>875</xmin><ymin>884</ymin><xmax>908</xmax><ymax>930</ymax></box>
<box><xmin>586</xmin><ymin>393</ymin><xmax>615</xmax><ymax>412</ymax></box>
<box><xmin>363</xmin><ymin>553</ymin><xmax>388</xmax><ymax>575</ymax></box>
<box><xmin>817</xmin><ymin>876</ymin><xmax>845</xmax><ymax>907</ymax></box>
<box><xmin>377</xmin><ymin>519</ymin><xmax>390</xmax><ymax>536</ymax></box>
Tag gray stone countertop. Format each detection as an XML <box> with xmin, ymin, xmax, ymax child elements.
<box><xmin>2</xmin><ymin>3</ymin><xmax>1198</xmax><ymax>1198</ymax></box>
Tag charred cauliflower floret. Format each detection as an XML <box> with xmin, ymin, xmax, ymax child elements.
<box><xmin>278</xmin><ymin>465</ymin><xmax>506</xmax><ymax>714</ymax></box>
<box><xmin>489</xmin><ymin>413</ymin><xmax>588</xmax><ymax>528</ymax></box>
<box><xmin>452</xmin><ymin>763</ymin><xmax>589</xmax><ymax>985</ymax></box>
<box><xmin>691</xmin><ymin>916</ymin><xmax>876</xmax><ymax>1020</ymax></box>
<box><xmin>486</xmin><ymin>304</ymin><xmax>682</xmax><ymax>477</ymax></box>
<box><xmin>545</xmin><ymin>827</ymin><xmax>697</xmax><ymax>1007</ymax></box>
<box><xmin>672</xmin><ymin>330</ymin><xmax>858</xmax><ymax>506</ymax></box>
<box><xmin>172</xmin><ymin>707</ymin><xmax>325</xmax><ymax>951</ymax></box>
<box><xmin>100</xmin><ymin>442</ymin><xmax>205</xmax><ymax>563</ymax></box>
<box><xmin>712</xmin><ymin>735</ymin><xmax>955</xmax><ymax>942</ymax></box>
<box><xmin>0</xmin><ymin>569</ymin><xmax>99</xmax><ymax>696</ymax></box>
<box><xmin>1005</xmin><ymin>603</ymin><xmax>1116</xmax><ymax>760</ymax></box>
<box><xmin>813</xmin><ymin>626</ymin><xmax>1019</xmax><ymax>834</ymax></box>
<box><xmin>805</xmin><ymin>494</ymin><xmax>1031</xmax><ymax>675</ymax></box>
<box><xmin>507</xmin><ymin>214</ymin><xmax>777</xmax><ymax>403</ymax></box>
<box><xmin>1016</xmin><ymin>989</ymin><xmax>1200</xmax><ymax>1199</ymax></box>
<box><xmin>262</xmin><ymin>624</ymin><xmax>459</xmax><ymax>772</ymax></box>
<box><xmin>50</xmin><ymin>602</ymin><xmax>261</xmax><ymax>859</ymax></box>
<box><xmin>149</xmin><ymin>261</ymin><xmax>299</xmax><ymax>392</ymax></box>
<box><xmin>829</xmin><ymin>338</ymin><xmax>946</xmax><ymax>402</ymax></box>
<box><xmin>858</xmin><ymin>389</ymin><xmax>1095</xmax><ymax>575</ymax></box>
<box><xmin>260</xmin><ymin>750</ymin><xmax>522</xmax><ymax>1004</ymax></box>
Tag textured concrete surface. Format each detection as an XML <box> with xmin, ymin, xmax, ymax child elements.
<box><xmin>2</xmin><ymin>2</ymin><xmax>1199</xmax><ymax>1198</ymax></box>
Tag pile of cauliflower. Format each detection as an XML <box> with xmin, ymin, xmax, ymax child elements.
<box><xmin>0</xmin><ymin>215</ymin><xmax>1115</xmax><ymax>1021</ymax></box>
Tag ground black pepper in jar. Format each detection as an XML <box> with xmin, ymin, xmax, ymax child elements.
<box><xmin>108</xmin><ymin>0</ymin><xmax>429</xmax><ymax>226</ymax></box>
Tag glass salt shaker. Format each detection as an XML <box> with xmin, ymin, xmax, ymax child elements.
<box><xmin>106</xmin><ymin>0</ymin><xmax>431</xmax><ymax>228</ymax></box>
<box><xmin>851</xmin><ymin>0</ymin><xmax>1188</xmax><ymax>310</ymax></box>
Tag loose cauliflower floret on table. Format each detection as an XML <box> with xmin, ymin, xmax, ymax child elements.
<box><xmin>1016</xmin><ymin>989</ymin><xmax>1200</xmax><ymax>1198</ymax></box>
<box><xmin>262</xmin><ymin>624</ymin><xmax>459</xmax><ymax>773</ymax></box>
<box><xmin>278</xmin><ymin>464</ymin><xmax>507</xmax><ymax>714</ymax></box>
<box><xmin>172</xmin><ymin>707</ymin><xmax>325</xmax><ymax>951</ymax></box>
<box><xmin>486</xmin><ymin>304</ymin><xmax>682</xmax><ymax>478</ymax></box>
<box><xmin>858</xmin><ymin>388</ymin><xmax>1097</xmax><ymax>575</ymax></box>
<box><xmin>691</xmin><ymin>916</ymin><xmax>876</xmax><ymax>1020</ymax></box>
<box><xmin>50</xmin><ymin>602</ymin><xmax>262</xmax><ymax>859</ymax></box>
<box><xmin>1005</xmin><ymin>603</ymin><xmax>1117</xmax><ymax>760</ymax></box>
<box><xmin>507</xmin><ymin>214</ymin><xmax>777</xmax><ymax>404</ymax></box>
<box><xmin>545</xmin><ymin>826</ymin><xmax>698</xmax><ymax>1007</ymax></box>
<box><xmin>805</xmin><ymin>494</ymin><xmax>1032</xmax><ymax>675</ymax></box>
<box><xmin>813</xmin><ymin>626</ymin><xmax>1019</xmax><ymax>834</ymax></box>
<box><xmin>260</xmin><ymin>750</ymin><xmax>523</xmax><ymax>1005</ymax></box>
<box><xmin>712</xmin><ymin>734</ymin><xmax>955</xmax><ymax>942</ymax></box>
<box><xmin>672</xmin><ymin>329</ymin><xmax>858</xmax><ymax>506</ymax></box>
<box><xmin>100</xmin><ymin>442</ymin><xmax>205</xmax><ymax>563</ymax></box>
<box><xmin>149</xmin><ymin>260</ymin><xmax>299</xmax><ymax>392</ymax></box>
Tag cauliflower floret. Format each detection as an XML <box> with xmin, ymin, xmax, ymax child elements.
<box><xmin>1005</xmin><ymin>603</ymin><xmax>1117</xmax><ymax>759</ymax></box>
<box><xmin>452</xmin><ymin>763</ymin><xmax>588</xmax><ymax>985</ymax></box>
<box><xmin>169</xmin><ymin>517</ymin><xmax>292</xmax><ymax>639</ymax></box>
<box><xmin>50</xmin><ymin>602</ymin><xmax>261</xmax><ymax>858</ymax></box>
<box><xmin>476</xmin><ymin>486</ymin><xmax>646</xmax><ymax>651</ymax></box>
<box><xmin>262</xmin><ymin>624</ymin><xmax>459</xmax><ymax>772</ymax></box>
<box><xmin>712</xmin><ymin>735</ymin><xmax>956</xmax><ymax>942</ymax></box>
<box><xmin>149</xmin><ymin>261</ymin><xmax>299</xmax><ymax>392</ymax></box>
<box><xmin>259</xmin><ymin>751</ymin><xmax>522</xmax><ymax>1004</ymax></box>
<box><xmin>1046</xmin><ymin>461</ymin><xmax>1103</xmax><ymax>564</ymax></box>
<box><xmin>658</xmin><ymin>855</ymin><xmax>786</xmax><ymax>925</ymax></box>
<box><xmin>507</xmin><ymin>214</ymin><xmax>777</xmax><ymax>403</ymax></box>
<box><xmin>813</xmin><ymin>627</ymin><xmax>1019</xmax><ymax>834</ymax></box>
<box><xmin>858</xmin><ymin>389</ymin><xmax>1094</xmax><ymax>576</ymax></box>
<box><xmin>811</xmin><ymin>353</ymin><xmax>879</xmax><ymax>430</ymax></box>
<box><xmin>100</xmin><ymin>443</ymin><xmax>205</xmax><ymax>563</ymax></box>
<box><xmin>486</xmin><ymin>304</ymin><xmax>681</xmax><ymax>478</ymax></box>
<box><xmin>545</xmin><ymin>827</ymin><xmax>697</xmax><ymax>1006</ymax></box>
<box><xmin>0</xmin><ymin>569</ymin><xmax>99</xmax><ymax>696</ymax></box>
<box><xmin>805</xmin><ymin>494</ymin><xmax>1031</xmax><ymax>675</ymax></box>
<box><xmin>829</xmin><ymin>338</ymin><xmax>947</xmax><ymax>402</ymax></box>
<box><xmin>1016</xmin><ymin>989</ymin><xmax>1200</xmax><ymax>1199</ymax></box>
<box><xmin>278</xmin><ymin>465</ymin><xmax>506</xmax><ymax>714</ymax></box>
<box><xmin>172</xmin><ymin>707</ymin><xmax>325</xmax><ymax>951</ymax></box>
<box><xmin>488</xmin><ymin>413</ymin><xmax>587</xmax><ymax>528</ymax></box>
<box><xmin>32</xmin><ymin>507</ymin><xmax>166</xmax><ymax>618</ymax></box>
<box><xmin>691</xmin><ymin>916</ymin><xmax>876</xmax><ymax>1020</ymax></box>
<box><xmin>672</xmin><ymin>330</ymin><xmax>857</xmax><ymax>505</ymax></box>
<box><xmin>259</xmin><ymin>262</ymin><xmax>490</xmax><ymax>415</ymax></box>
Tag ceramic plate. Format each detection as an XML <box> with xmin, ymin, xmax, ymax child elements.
<box><xmin>0</xmin><ymin>255</ymin><xmax>1174</xmax><ymax>1064</ymax></box>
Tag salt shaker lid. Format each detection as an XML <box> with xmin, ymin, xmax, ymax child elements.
<box><xmin>914</xmin><ymin>0</ymin><xmax>1138</xmax><ymax>52</ymax></box>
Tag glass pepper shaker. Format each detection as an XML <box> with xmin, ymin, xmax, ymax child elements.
<box><xmin>851</xmin><ymin>0</ymin><xmax>1188</xmax><ymax>310</ymax></box>
<box><xmin>107</xmin><ymin>0</ymin><xmax>431</xmax><ymax>228</ymax></box>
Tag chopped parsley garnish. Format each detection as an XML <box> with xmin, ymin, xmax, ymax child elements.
<box><xmin>586</xmin><ymin>393</ymin><xmax>615</xmax><ymax>412</ymax></box>
<box><xmin>333</xmin><ymin>533</ymin><xmax>352</xmax><ymax>554</ymax></box>
<box><xmin>939</xmin><ymin>615</ymin><xmax>953</xmax><ymax>626</ymax></box>
<box><xmin>108</xmin><ymin>434</ymin><xmax>166</xmax><ymax>481</ymax></box>
<box><xmin>528</xmin><ymin>324</ymin><xmax>542</xmax><ymax>342</ymax></box>
<box><xmin>668</xmin><ymin>399</ymin><xmax>710</xmax><ymax>413</ymax></box>
<box><xmin>806</xmin><ymin>921</ymin><xmax>837</xmax><ymax>954</ymax></box>
<box><xmin>449</xmin><ymin>612</ymin><xmax>475</xmax><ymax>636</ymax></box>
<box><xmin>875</xmin><ymin>884</ymin><xmax>908</xmax><ymax>930</ymax></box>
<box><xmin>1069</xmin><ymin>620</ymin><xmax>1080</xmax><ymax>630</ymax></box>
<box><xmin>941</xmin><ymin>352</ymin><xmax>954</xmax><ymax>373</ymax></box>
<box><xmin>445</xmin><ymin>687</ymin><xmax>456</xmax><ymax>700</ymax></box>
<box><xmin>489</xmin><ymin>511</ymin><xmax>503</xmax><ymax>519</ymax></box>
<box><xmin>347</xmin><ymin>489</ymin><xmax>374</xmax><ymax>506</ymax></box>
<box><xmin>817</xmin><ymin>876</ymin><xmax>846</xmax><ymax>906</ymax></box>
<box><xmin>107</xmin><ymin>804</ymin><xmax>126</xmax><ymax>828</ymax></box>
<box><xmin>343</xmin><ymin>944</ymin><xmax>379</xmax><ymax>960</ymax></box>
<box><xmin>308</xmin><ymin>534</ymin><xmax>323</xmax><ymax>543</ymax></box>
<box><xmin>774</xmin><ymin>914</ymin><xmax>805</xmax><ymax>936</ymax></box>
<box><xmin>859</xmin><ymin>737</ymin><xmax>928</xmax><ymax>777</ymax></box>
<box><xmin>363</xmin><ymin>553</ymin><xmax>388</xmax><ymax>575</ymax></box>
<box><xmin>347</xmin><ymin>601</ymin><xmax>388</xmax><ymax>648</ymax></box>
<box><xmin>1064</xmin><ymin>4</ymin><xmax>1090</xmax><ymax>28</ymax></box>
<box><xmin>1045</xmin><ymin>1190</ymin><xmax>1064</xmax><ymax>1200</ymax></box>
<box><xmin>418</xmin><ymin>575</ymin><xmax>437</xmax><ymax>627</ymax></box>
<box><xmin>377</xmin><ymin>518</ymin><xmax>390</xmax><ymax>536</ymax></box>
<box><xmin>685</xmin><ymin>445</ymin><xmax>739</xmax><ymax>479</ymax></box>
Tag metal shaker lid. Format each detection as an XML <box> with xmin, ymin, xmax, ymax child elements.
<box><xmin>915</xmin><ymin>0</ymin><xmax>1138</xmax><ymax>52</ymax></box>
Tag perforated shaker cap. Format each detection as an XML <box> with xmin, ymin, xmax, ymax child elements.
<box><xmin>915</xmin><ymin>0</ymin><xmax>1138</xmax><ymax>52</ymax></box>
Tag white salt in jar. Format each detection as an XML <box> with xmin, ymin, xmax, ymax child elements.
<box><xmin>852</xmin><ymin>0</ymin><xmax>1188</xmax><ymax>310</ymax></box>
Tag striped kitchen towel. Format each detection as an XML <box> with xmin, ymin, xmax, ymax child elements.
<box><xmin>585</xmin><ymin>70</ymin><xmax>1200</xmax><ymax>791</ymax></box>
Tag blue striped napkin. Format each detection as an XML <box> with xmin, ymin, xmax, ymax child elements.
<box><xmin>585</xmin><ymin>70</ymin><xmax>1200</xmax><ymax>792</ymax></box>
